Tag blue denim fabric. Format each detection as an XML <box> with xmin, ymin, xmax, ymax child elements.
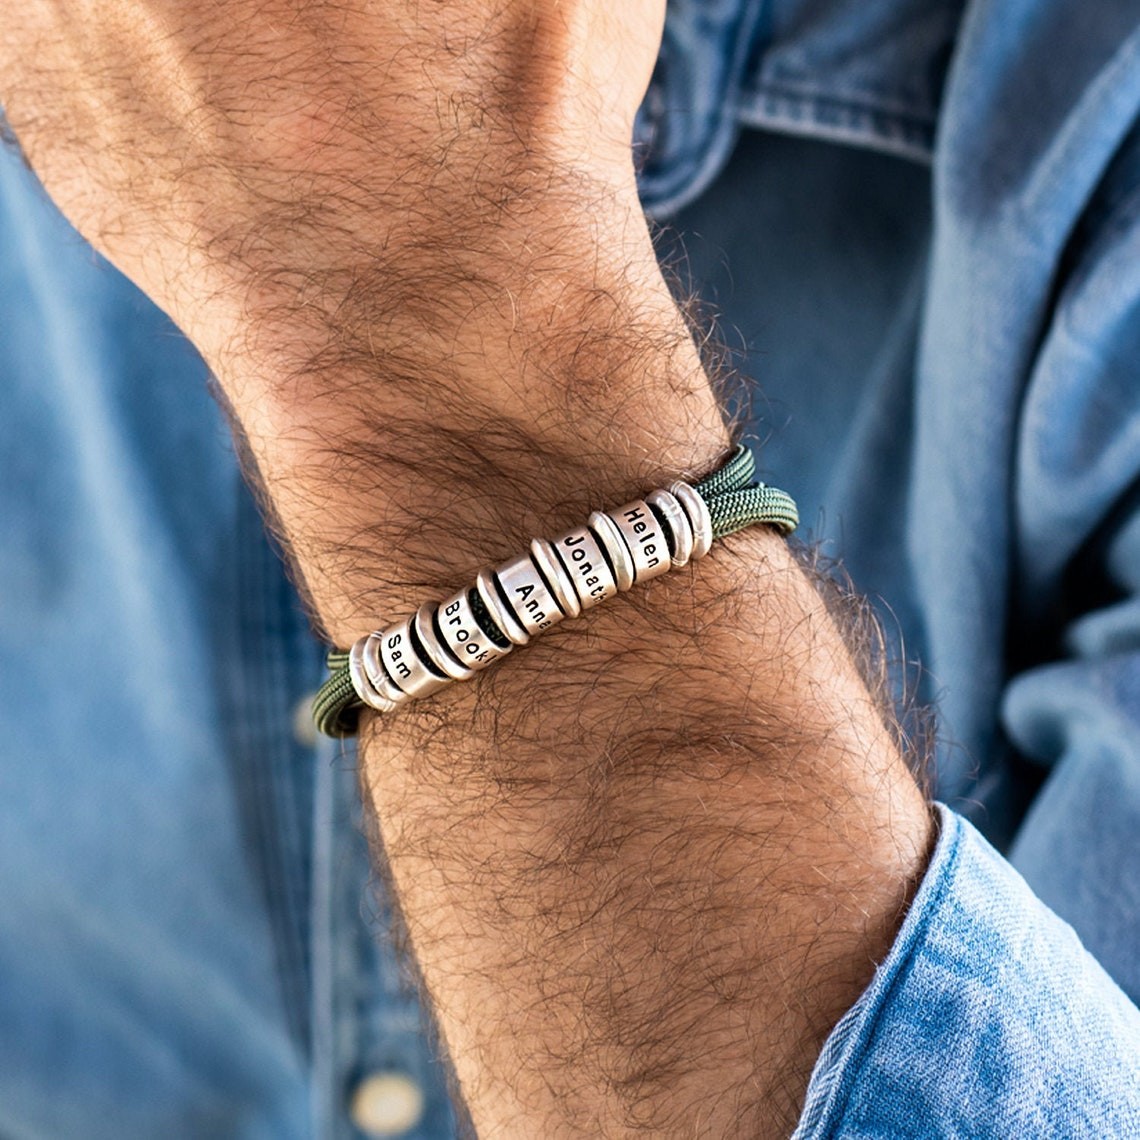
<box><xmin>3</xmin><ymin>0</ymin><xmax>1140</xmax><ymax>1135</ymax></box>
<box><xmin>794</xmin><ymin>808</ymin><xmax>1140</xmax><ymax>1137</ymax></box>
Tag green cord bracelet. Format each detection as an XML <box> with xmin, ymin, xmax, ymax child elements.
<box><xmin>312</xmin><ymin>445</ymin><xmax>797</xmax><ymax>737</ymax></box>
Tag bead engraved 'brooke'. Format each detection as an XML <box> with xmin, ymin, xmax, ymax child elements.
<box><xmin>437</xmin><ymin>588</ymin><xmax>512</xmax><ymax>672</ymax></box>
<box><xmin>414</xmin><ymin>603</ymin><xmax>475</xmax><ymax>681</ymax></box>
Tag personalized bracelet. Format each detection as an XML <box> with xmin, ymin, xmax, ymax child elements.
<box><xmin>312</xmin><ymin>445</ymin><xmax>798</xmax><ymax>737</ymax></box>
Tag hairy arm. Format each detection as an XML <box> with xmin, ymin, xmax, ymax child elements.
<box><xmin>2</xmin><ymin>3</ymin><xmax>933</xmax><ymax>1134</ymax></box>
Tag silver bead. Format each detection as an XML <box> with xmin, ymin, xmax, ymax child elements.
<box><xmin>493</xmin><ymin>553</ymin><xmax>566</xmax><ymax>637</ymax></box>
<box><xmin>475</xmin><ymin>567</ymin><xmax>531</xmax><ymax>646</ymax></box>
<box><xmin>587</xmin><ymin>511</ymin><xmax>635</xmax><ymax>591</ymax></box>
<box><xmin>605</xmin><ymin>499</ymin><xmax>671</xmax><ymax>583</ymax></box>
<box><xmin>349</xmin><ymin>635</ymin><xmax>401</xmax><ymax>712</ymax></box>
<box><xmin>370</xmin><ymin>618</ymin><xmax>450</xmax><ymax>699</ymax></box>
<box><xmin>670</xmin><ymin>481</ymin><xmax>714</xmax><ymax>559</ymax></box>
<box><xmin>413</xmin><ymin>602</ymin><xmax>475</xmax><ymax>681</ymax></box>
<box><xmin>646</xmin><ymin>488</ymin><xmax>694</xmax><ymax>567</ymax></box>
<box><xmin>529</xmin><ymin>538</ymin><xmax>581</xmax><ymax>619</ymax></box>
<box><xmin>550</xmin><ymin>524</ymin><xmax>619</xmax><ymax>609</ymax></box>
<box><xmin>436</xmin><ymin>587</ymin><xmax>512</xmax><ymax>672</ymax></box>
<box><xmin>361</xmin><ymin>632</ymin><xmax>414</xmax><ymax>708</ymax></box>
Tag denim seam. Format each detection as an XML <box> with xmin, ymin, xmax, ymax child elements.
<box><xmin>793</xmin><ymin>805</ymin><xmax>963</xmax><ymax>1138</ymax></box>
<box><xmin>738</xmin><ymin>84</ymin><xmax>936</xmax><ymax>165</ymax></box>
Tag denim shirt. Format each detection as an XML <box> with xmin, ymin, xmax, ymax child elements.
<box><xmin>2</xmin><ymin>1</ymin><xmax>1140</xmax><ymax>1136</ymax></box>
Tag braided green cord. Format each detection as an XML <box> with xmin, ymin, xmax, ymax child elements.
<box><xmin>312</xmin><ymin>445</ymin><xmax>796</xmax><ymax>737</ymax></box>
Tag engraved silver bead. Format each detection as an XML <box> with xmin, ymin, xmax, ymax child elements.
<box><xmin>550</xmin><ymin>524</ymin><xmax>619</xmax><ymax>609</ymax></box>
<box><xmin>670</xmin><ymin>481</ymin><xmax>714</xmax><ymax>559</ymax></box>
<box><xmin>493</xmin><ymin>553</ymin><xmax>566</xmax><ymax>637</ymax></box>
<box><xmin>361</xmin><ymin>632</ymin><xmax>414</xmax><ymax>708</ymax></box>
<box><xmin>436</xmin><ymin>587</ymin><xmax>512</xmax><ymax>672</ymax></box>
<box><xmin>646</xmin><ymin>487</ymin><xmax>694</xmax><ymax>567</ymax></box>
<box><xmin>475</xmin><ymin>567</ymin><xmax>530</xmax><ymax>646</ymax></box>
<box><xmin>529</xmin><ymin>537</ymin><xmax>581</xmax><ymax>619</ymax></box>
<box><xmin>587</xmin><ymin>510</ymin><xmax>635</xmax><ymax>591</ymax></box>
<box><xmin>370</xmin><ymin>618</ymin><xmax>450</xmax><ymax>699</ymax></box>
<box><xmin>413</xmin><ymin>602</ymin><xmax>475</xmax><ymax>681</ymax></box>
<box><xmin>605</xmin><ymin>499</ymin><xmax>671</xmax><ymax>584</ymax></box>
<box><xmin>349</xmin><ymin>635</ymin><xmax>402</xmax><ymax>712</ymax></box>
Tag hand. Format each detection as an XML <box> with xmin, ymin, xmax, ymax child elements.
<box><xmin>2</xmin><ymin>1</ymin><xmax>664</xmax><ymax>342</ymax></box>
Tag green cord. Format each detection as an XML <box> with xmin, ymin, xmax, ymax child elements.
<box><xmin>312</xmin><ymin>445</ymin><xmax>797</xmax><ymax>737</ymax></box>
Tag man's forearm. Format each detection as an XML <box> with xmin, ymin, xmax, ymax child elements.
<box><xmin>2</xmin><ymin>4</ymin><xmax>933</xmax><ymax>1131</ymax></box>
<box><xmin>214</xmin><ymin>190</ymin><xmax>933</xmax><ymax>1137</ymax></box>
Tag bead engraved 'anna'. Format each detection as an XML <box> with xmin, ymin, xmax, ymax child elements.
<box><xmin>492</xmin><ymin>553</ymin><xmax>565</xmax><ymax>638</ymax></box>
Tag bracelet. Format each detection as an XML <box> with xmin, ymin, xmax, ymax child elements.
<box><xmin>312</xmin><ymin>445</ymin><xmax>798</xmax><ymax>737</ymax></box>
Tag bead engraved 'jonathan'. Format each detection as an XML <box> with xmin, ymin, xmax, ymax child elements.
<box><xmin>551</xmin><ymin>525</ymin><xmax>619</xmax><ymax>609</ymax></box>
<box><xmin>437</xmin><ymin>588</ymin><xmax>512</xmax><ymax>672</ymax></box>
<box><xmin>493</xmin><ymin>554</ymin><xmax>564</xmax><ymax>638</ymax></box>
<box><xmin>607</xmin><ymin>500</ymin><xmax>671</xmax><ymax>583</ymax></box>
<box><xmin>377</xmin><ymin>618</ymin><xmax>450</xmax><ymax>698</ymax></box>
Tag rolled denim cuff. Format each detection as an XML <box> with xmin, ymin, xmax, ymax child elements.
<box><xmin>793</xmin><ymin>804</ymin><xmax>1140</xmax><ymax>1138</ymax></box>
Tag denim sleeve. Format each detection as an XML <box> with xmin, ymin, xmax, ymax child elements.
<box><xmin>793</xmin><ymin>804</ymin><xmax>1140</xmax><ymax>1138</ymax></box>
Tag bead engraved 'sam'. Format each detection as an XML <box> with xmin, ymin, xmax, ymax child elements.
<box><xmin>377</xmin><ymin>617</ymin><xmax>450</xmax><ymax>698</ymax></box>
<box><xmin>551</xmin><ymin>525</ymin><xmax>618</xmax><ymax>609</ymax></box>
<box><xmin>437</xmin><ymin>588</ymin><xmax>512</xmax><ymax>672</ymax></box>
<box><xmin>606</xmin><ymin>499</ymin><xmax>671</xmax><ymax>583</ymax></box>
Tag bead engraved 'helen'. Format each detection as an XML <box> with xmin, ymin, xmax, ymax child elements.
<box><xmin>606</xmin><ymin>499</ymin><xmax>672</xmax><ymax>584</ymax></box>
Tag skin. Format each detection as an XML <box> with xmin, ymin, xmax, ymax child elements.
<box><xmin>2</xmin><ymin>3</ymin><xmax>934</xmax><ymax>1135</ymax></box>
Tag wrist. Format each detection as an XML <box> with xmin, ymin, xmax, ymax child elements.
<box><xmin>208</xmin><ymin>186</ymin><xmax>731</xmax><ymax>643</ymax></box>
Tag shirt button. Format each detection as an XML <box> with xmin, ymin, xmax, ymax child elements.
<box><xmin>349</xmin><ymin>1072</ymin><xmax>425</xmax><ymax>1137</ymax></box>
<box><xmin>292</xmin><ymin>693</ymin><xmax>319</xmax><ymax>748</ymax></box>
